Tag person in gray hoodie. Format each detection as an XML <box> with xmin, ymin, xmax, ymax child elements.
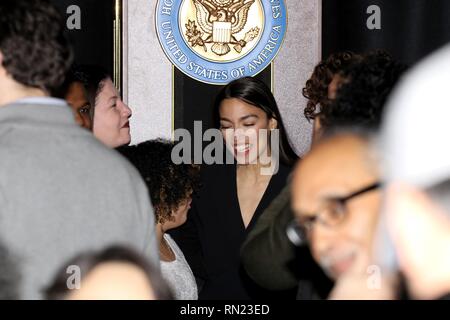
<box><xmin>0</xmin><ymin>0</ymin><xmax>158</xmax><ymax>299</ymax></box>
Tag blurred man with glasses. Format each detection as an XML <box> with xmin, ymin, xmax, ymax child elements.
<box><xmin>290</xmin><ymin>129</ymin><xmax>382</xmax><ymax>283</ymax></box>
<box><xmin>241</xmin><ymin>52</ymin><xmax>406</xmax><ymax>299</ymax></box>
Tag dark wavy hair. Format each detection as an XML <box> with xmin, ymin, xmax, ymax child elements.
<box><xmin>0</xmin><ymin>0</ymin><xmax>73</xmax><ymax>94</ymax></box>
<box><xmin>302</xmin><ymin>51</ymin><xmax>361</xmax><ymax>121</ymax></box>
<box><xmin>120</xmin><ymin>139</ymin><xmax>201</xmax><ymax>224</ymax></box>
<box><xmin>44</xmin><ymin>246</ymin><xmax>173</xmax><ymax>300</ymax></box>
<box><xmin>320</xmin><ymin>50</ymin><xmax>408</xmax><ymax>132</ymax></box>
<box><xmin>55</xmin><ymin>66</ymin><xmax>91</xmax><ymax>99</ymax></box>
<box><xmin>70</xmin><ymin>65</ymin><xmax>111</xmax><ymax>120</ymax></box>
<box><xmin>214</xmin><ymin>77</ymin><xmax>298</xmax><ymax>166</ymax></box>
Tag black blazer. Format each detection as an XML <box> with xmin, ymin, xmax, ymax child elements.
<box><xmin>170</xmin><ymin>162</ymin><xmax>293</xmax><ymax>300</ymax></box>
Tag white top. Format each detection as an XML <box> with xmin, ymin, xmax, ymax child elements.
<box><xmin>160</xmin><ymin>234</ymin><xmax>198</xmax><ymax>300</ymax></box>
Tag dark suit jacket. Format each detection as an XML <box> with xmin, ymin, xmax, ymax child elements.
<box><xmin>240</xmin><ymin>181</ymin><xmax>334</xmax><ymax>299</ymax></box>
<box><xmin>170</xmin><ymin>162</ymin><xmax>294</xmax><ymax>300</ymax></box>
<box><xmin>240</xmin><ymin>182</ymin><xmax>299</xmax><ymax>289</ymax></box>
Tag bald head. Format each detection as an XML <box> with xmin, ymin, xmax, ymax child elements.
<box><xmin>293</xmin><ymin>134</ymin><xmax>378</xmax><ymax>206</ymax></box>
<box><xmin>292</xmin><ymin>133</ymin><xmax>381</xmax><ymax>279</ymax></box>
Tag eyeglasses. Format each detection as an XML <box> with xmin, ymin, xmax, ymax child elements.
<box><xmin>286</xmin><ymin>182</ymin><xmax>381</xmax><ymax>247</ymax></box>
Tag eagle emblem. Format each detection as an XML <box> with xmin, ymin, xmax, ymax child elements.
<box><xmin>185</xmin><ymin>0</ymin><xmax>260</xmax><ymax>56</ymax></box>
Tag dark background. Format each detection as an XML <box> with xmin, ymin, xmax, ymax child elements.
<box><xmin>50</xmin><ymin>0</ymin><xmax>115</xmax><ymax>75</ymax></box>
<box><xmin>322</xmin><ymin>0</ymin><xmax>450</xmax><ymax>65</ymax></box>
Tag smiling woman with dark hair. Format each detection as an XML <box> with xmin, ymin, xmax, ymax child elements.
<box><xmin>171</xmin><ymin>77</ymin><xmax>298</xmax><ymax>300</ymax></box>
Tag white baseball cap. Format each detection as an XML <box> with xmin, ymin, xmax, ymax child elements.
<box><xmin>381</xmin><ymin>43</ymin><xmax>450</xmax><ymax>188</ymax></box>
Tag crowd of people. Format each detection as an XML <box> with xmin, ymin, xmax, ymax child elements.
<box><xmin>0</xmin><ymin>0</ymin><xmax>449</xmax><ymax>300</ymax></box>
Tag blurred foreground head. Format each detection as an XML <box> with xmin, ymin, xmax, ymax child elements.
<box><xmin>45</xmin><ymin>246</ymin><xmax>173</xmax><ymax>300</ymax></box>
<box><xmin>380</xmin><ymin>43</ymin><xmax>450</xmax><ymax>300</ymax></box>
<box><xmin>291</xmin><ymin>129</ymin><xmax>381</xmax><ymax>281</ymax></box>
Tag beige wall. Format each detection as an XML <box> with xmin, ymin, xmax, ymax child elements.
<box><xmin>274</xmin><ymin>0</ymin><xmax>321</xmax><ymax>156</ymax></box>
<box><xmin>124</xmin><ymin>0</ymin><xmax>173</xmax><ymax>144</ymax></box>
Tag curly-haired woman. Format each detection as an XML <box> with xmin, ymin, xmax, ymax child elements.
<box><xmin>120</xmin><ymin>139</ymin><xmax>200</xmax><ymax>300</ymax></box>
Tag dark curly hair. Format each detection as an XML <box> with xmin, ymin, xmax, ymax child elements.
<box><xmin>302</xmin><ymin>51</ymin><xmax>361</xmax><ymax>121</ymax></box>
<box><xmin>320</xmin><ymin>50</ymin><xmax>408</xmax><ymax>132</ymax></box>
<box><xmin>55</xmin><ymin>65</ymin><xmax>91</xmax><ymax>99</ymax></box>
<box><xmin>0</xmin><ymin>0</ymin><xmax>73</xmax><ymax>94</ymax></box>
<box><xmin>120</xmin><ymin>139</ymin><xmax>201</xmax><ymax>224</ymax></box>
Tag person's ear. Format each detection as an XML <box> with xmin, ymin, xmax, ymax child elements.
<box><xmin>269</xmin><ymin>117</ymin><xmax>278</xmax><ymax>130</ymax></box>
